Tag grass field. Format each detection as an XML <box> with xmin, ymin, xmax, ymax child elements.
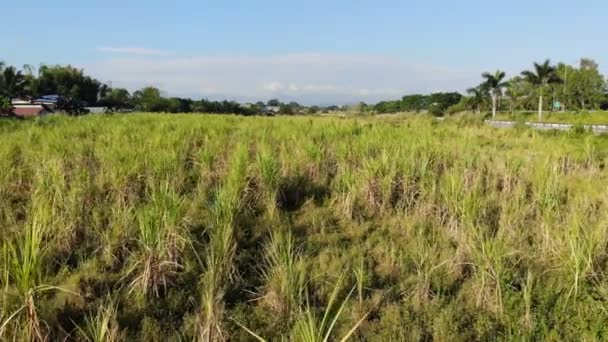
<box><xmin>2</xmin><ymin>113</ymin><xmax>608</xmax><ymax>340</ymax></box>
<box><xmin>494</xmin><ymin>110</ymin><xmax>608</xmax><ymax>124</ymax></box>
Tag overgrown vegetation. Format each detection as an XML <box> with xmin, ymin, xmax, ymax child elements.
<box><xmin>374</xmin><ymin>93</ymin><xmax>463</xmax><ymax>115</ymax></box>
<box><xmin>2</xmin><ymin>113</ymin><xmax>608</xmax><ymax>340</ymax></box>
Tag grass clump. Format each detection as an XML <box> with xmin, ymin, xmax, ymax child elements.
<box><xmin>126</xmin><ymin>183</ymin><xmax>185</xmax><ymax>298</ymax></box>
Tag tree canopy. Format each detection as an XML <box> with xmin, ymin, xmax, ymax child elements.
<box><xmin>374</xmin><ymin>93</ymin><xmax>462</xmax><ymax>115</ymax></box>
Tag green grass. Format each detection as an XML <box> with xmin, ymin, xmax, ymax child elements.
<box><xmin>2</xmin><ymin>113</ymin><xmax>608</xmax><ymax>340</ymax></box>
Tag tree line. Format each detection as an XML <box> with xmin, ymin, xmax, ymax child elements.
<box><xmin>373</xmin><ymin>92</ymin><xmax>463</xmax><ymax>115</ymax></box>
<box><xmin>0</xmin><ymin>62</ymin><xmax>343</xmax><ymax>115</ymax></box>
<box><xmin>372</xmin><ymin>58</ymin><xmax>607</xmax><ymax>118</ymax></box>
<box><xmin>3</xmin><ymin>58</ymin><xmax>606</xmax><ymax>118</ymax></box>
<box><xmin>449</xmin><ymin>58</ymin><xmax>607</xmax><ymax>119</ymax></box>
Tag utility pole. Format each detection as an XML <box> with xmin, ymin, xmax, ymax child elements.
<box><xmin>563</xmin><ymin>67</ymin><xmax>567</xmax><ymax>112</ymax></box>
<box><xmin>561</xmin><ymin>59</ymin><xmax>579</xmax><ymax>113</ymax></box>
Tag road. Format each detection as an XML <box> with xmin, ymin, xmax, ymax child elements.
<box><xmin>485</xmin><ymin>120</ymin><xmax>608</xmax><ymax>134</ymax></box>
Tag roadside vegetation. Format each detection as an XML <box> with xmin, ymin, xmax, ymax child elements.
<box><xmin>375</xmin><ymin>58</ymin><xmax>608</xmax><ymax>121</ymax></box>
<box><xmin>494</xmin><ymin>111</ymin><xmax>608</xmax><ymax>125</ymax></box>
<box><xmin>2</xmin><ymin>113</ymin><xmax>608</xmax><ymax>340</ymax></box>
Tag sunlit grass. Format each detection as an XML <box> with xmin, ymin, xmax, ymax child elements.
<box><xmin>1</xmin><ymin>113</ymin><xmax>608</xmax><ymax>340</ymax></box>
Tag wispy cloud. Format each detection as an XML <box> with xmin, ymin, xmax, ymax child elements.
<box><xmin>96</xmin><ymin>46</ymin><xmax>172</xmax><ymax>56</ymax></box>
<box><xmin>86</xmin><ymin>53</ymin><xmax>479</xmax><ymax>104</ymax></box>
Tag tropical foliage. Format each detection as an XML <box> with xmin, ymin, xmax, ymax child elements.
<box><xmin>482</xmin><ymin>70</ymin><xmax>508</xmax><ymax>118</ymax></box>
<box><xmin>521</xmin><ymin>59</ymin><xmax>563</xmax><ymax>120</ymax></box>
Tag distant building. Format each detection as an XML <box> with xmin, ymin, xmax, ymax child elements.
<box><xmin>11</xmin><ymin>98</ymin><xmax>31</xmax><ymax>105</ymax></box>
<box><xmin>32</xmin><ymin>95</ymin><xmax>65</xmax><ymax>110</ymax></box>
<box><xmin>4</xmin><ymin>96</ymin><xmax>57</xmax><ymax>118</ymax></box>
<box><xmin>11</xmin><ymin>104</ymin><xmax>54</xmax><ymax>118</ymax></box>
<box><xmin>85</xmin><ymin>107</ymin><xmax>108</xmax><ymax>114</ymax></box>
<box><xmin>265</xmin><ymin>106</ymin><xmax>280</xmax><ymax>113</ymax></box>
<box><xmin>115</xmin><ymin>108</ymin><xmax>134</xmax><ymax>113</ymax></box>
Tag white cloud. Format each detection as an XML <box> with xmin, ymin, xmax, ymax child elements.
<box><xmin>86</xmin><ymin>53</ymin><xmax>480</xmax><ymax>105</ymax></box>
<box><xmin>96</xmin><ymin>46</ymin><xmax>172</xmax><ymax>56</ymax></box>
<box><xmin>263</xmin><ymin>81</ymin><xmax>285</xmax><ymax>92</ymax></box>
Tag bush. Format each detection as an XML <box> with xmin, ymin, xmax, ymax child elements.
<box><xmin>428</xmin><ymin>103</ymin><xmax>444</xmax><ymax>116</ymax></box>
<box><xmin>445</xmin><ymin>99</ymin><xmax>470</xmax><ymax>115</ymax></box>
<box><xmin>569</xmin><ymin>123</ymin><xmax>590</xmax><ymax>136</ymax></box>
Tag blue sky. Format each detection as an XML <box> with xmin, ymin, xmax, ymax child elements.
<box><xmin>2</xmin><ymin>0</ymin><xmax>607</xmax><ymax>104</ymax></box>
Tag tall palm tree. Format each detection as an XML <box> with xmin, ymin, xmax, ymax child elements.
<box><xmin>466</xmin><ymin>85</ymin><xmax>488</xmax><ymax>114</ymax></box>
<box><xmin>521</xmin><ymin>60</ymin><xmax>562</xmax><ymax>121</ymax></box>
<box><xmin>482</xmin><ymin>70</ymin><xmax>508</xmax><ymax>119</ymax></box>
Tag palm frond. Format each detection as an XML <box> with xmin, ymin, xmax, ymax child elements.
<box><xmin>481</xmin><ymin>70</ymin><xmax>507</xmax><ymax>90</ymax></box>
<box><xmin>521</xmin><ymin>70</ymin><xmax>540</xmax><ymax>85</ymax></box>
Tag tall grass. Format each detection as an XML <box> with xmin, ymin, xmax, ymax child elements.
<box><xmin>0</xmin><ymin>220</ymin><xmax>74</xmax><ymax>340</ymax></box>
<box><xmin>289</xmin><ymin>276</ymin><xmax>367</xmax><ymax>342</ymax></box>
<box><xmin>237</xmin><ymin>275</ymin><xmax>367</xmax><ymax>342</ymax></box>
<box><xmin>259</xmin><ymin>228</ymin><xmax>307</xmax><ymax>322</ymax></box>
<box><xmin>198</xmin><ymin>144</ymin><xmax>249</xmax><ymax>341</ymax></box>
<box><xmin>256</xmin><ymin>144</ymin><xmax>282</xmax><ymax>217</ymax></box>
<box><xmin>1</xmin><ymin>113</ymin><xmax>608</xmax><ymax>340</ymax></box>
<box><xmin>126</xmin><ymin>183</ymin><xmax>185</xmax><ymax>297</ymax></box>
<box><xmin>74</xmin><ymin>296</ymin><xmax>122</xmax><ymax>342</ymax></box>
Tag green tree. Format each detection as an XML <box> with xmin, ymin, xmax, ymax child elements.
<box><xmin>0</xmin><ymin>65</ymin><xmax>27</xmax><ymax>102</ymax></box>
<box><xmin>267</xmin><ymin>99</ymin><xmax>280</xmax><ymax>106</ymax></box>
<box><xmin>374</xmin><ymin>100</ymin><xmax>401</xmax><ymax>113</ymax></box>
<box><xmin>504</xmin><ymin>76</ymin><xmax>530</xmax><ymax>114</ymax></box>
<box><xmin>0</xmin><ymin>97</ymin><xmax>10</xmax><ymax>113</ymax></box>
<box><xmin>307</xmin><ymin>106</ymin><xmax>320</xmax><ymax>114</ymax></box>
<box><xmin>133</xmin><ymin>87</ymin><xmax>165</xmax><ymax>112</ymax></box>
<box><xmin>521</xmin><ymin>59</ymin><xmax>562</xmax><ymax>121</ymax></box>
<box><xmin>279</xmin><ymin>103</ymin><xmax>294</xmax><ymax>115</ymax></box>
<box><xmin>100</xmin><ymin>88</ymin><xmax>133</xmax><ymax>110</ymax></box>
<box><xmin>427</xmin><ymin>92</ymin><xmax>463</xmax><ymax>115</ymax></box>
<box><xmin>401</xmin><ymin>94</ymin><xmax>427</xmax><ymax>112</ymax></box>
<box><xmin>34</xmin><ymin>65</ymin><xmax>101</xmax><ymax>105</ymax></box>
<box><xmin>569</xmin><ymin>58</ymin><xmax>605</xmax><ymax>110</ymax></box>
<box><xmin>482</xmin><ymin>70</ymin><xmax>508</xmax><ymax>118</ymax></box>
<box><xmin>554</xmin><ymin>63</ymin><xmax>575</xmax><ymax>111</ymax></box>
<box><xmin>466</xmin><ymin>86</ymin><xmax>488</xmax><ymax>114</ymax></box>
<box><xmin>165</xmin><ymin>98</ymin><xmax>180</xmax><ymax>113</ymax></box>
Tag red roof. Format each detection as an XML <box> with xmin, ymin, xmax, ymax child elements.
<box><xmin>12</xmin><ymin>105</ymin><xmax>52</xmax><ymax>118</ymax></box>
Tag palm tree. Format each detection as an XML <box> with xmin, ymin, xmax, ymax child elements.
<box><xmin>482</xmin><ymin>70</ymin><xmax>508</xmax><ymax>119</ymax></box>
<box><xmin>521</xmin><ymin>60</ymin><xmax>562</xmax><ymax>121</ymax></box>
<box><xmin>0</xmin><ymin>62</ymin><xmax>4</xmax><ymax>91</ymax></box>
<box><xmin>0</xmin><ymin>62</ymin><xmax>9</xmax><ymax>114</ymax></box>
<box><xmin>0</xmin><ymin>65</ymin><xmax>27</xmax><ymax>102</ymax></box>
<box><xmin>504</xmin><ymin>76</ymin><xmax>526</xmax><ymax>115</ymax></box>
<box><xmin>466</xmin><ymin>85</ymin><xmax>487</xmax><ymax>114</ymax></box>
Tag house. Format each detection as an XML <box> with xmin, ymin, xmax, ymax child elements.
<box><xmin>266</xmin><ymin>105</ymin><xmax>280</xmax><ymax>113</ymax></box>
<box><xmin>32</xmin><ymin>95</ymin><xmax>65</xmax><ymax>110</ymax></box>
<box><xmin>11</xmin><ymin>98</ymin><xmax>32</xmax><ymax>105</ymax></box>
<box><xmin>11</xmin><ymin>104</ymin><xmax>54</xmax><ymax>118</ymax></box>
<box><xmin>264</xmin><ymin>106</ymin><xmax>280</xmax><ymax>114</ymax></box>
